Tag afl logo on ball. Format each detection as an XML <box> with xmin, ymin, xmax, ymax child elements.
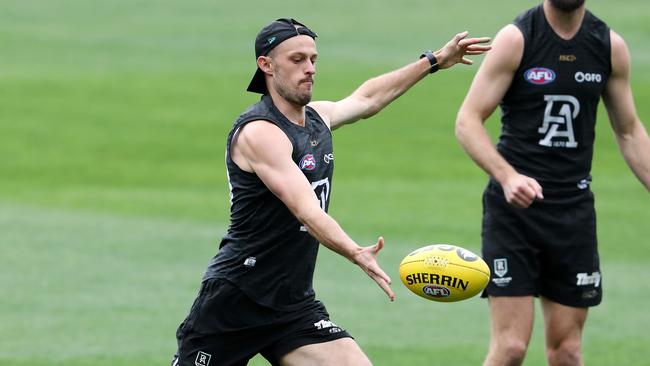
<box><xmin>525</xmin><ymin>67</ymin><xmax>556</xmax><ymax>85</ymax></box>
<box><xmin>300</xmin><ymin>154</ymin><xmax>316</xmax><ymax>171</ymax></box>
<box><xmin>423</xmin><ymin>285</ymin><xmax>451</xmax><ymax>298</ymax></box>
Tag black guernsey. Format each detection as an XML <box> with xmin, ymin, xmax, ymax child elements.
<box><xmin>498</xmin><ymin>5</ymin><xmax>611</xmax><ymax>191</ymax></box>
<box><xmin>203</xmin><ymin>95</ymin><xmax>334</xmax><ymax>311</ymax></box>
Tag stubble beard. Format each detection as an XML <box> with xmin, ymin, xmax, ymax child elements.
<box><xmin>548</xmin><ymin>0</ymin><xmax>585</xmax><ymax>12</ymax></box>
<box><xmin>273</xmin><ymin>74</ymin><xmax>313</xmax><ymax>107</ymax></box>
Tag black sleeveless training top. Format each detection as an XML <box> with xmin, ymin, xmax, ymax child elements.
<box><xmin>496</xmin><ymin>4</ymin><xmax>611</xmax><ymax>193</ymax></box>
<box><xmin>203</xmin><ymin>95</ymin><xmax>334</xmax><ymax>311</ymax></box>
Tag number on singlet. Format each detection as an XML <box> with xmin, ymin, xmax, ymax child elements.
<box><xmin>538</xmin><ymin>95</ymin><xmax>580</xmax><ymax>148</ymax></box>
<box><xmin>299</xmin><ymin>177</ymin><xmax>330</xmax><ymax>232</ymax></box>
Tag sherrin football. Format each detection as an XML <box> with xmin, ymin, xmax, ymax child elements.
<box><xmin>399</xmin><ymin>244</ymin><xmax>490</xmax><ymax>302</ymax></box>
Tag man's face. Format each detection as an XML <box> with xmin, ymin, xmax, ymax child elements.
<box><xmin>266</xmin><ymin>35</ymin><xmax>318</xmax><ymax>106</ymax></box>
<box><xmin>548</xmin><ymin>0</ymin><xmax>585</xmax><ymax>12</ymax></box>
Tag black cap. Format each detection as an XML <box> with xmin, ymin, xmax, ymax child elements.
<box><xmin>247</xmin><ymin>18</ymin><xmax>317</xmax><ymax>94</ymax></box>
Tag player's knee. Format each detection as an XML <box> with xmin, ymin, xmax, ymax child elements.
<box><xmin>498</xmin><ymin>338</ymin><xmax>528</xmax><ymax>364</ymax></box>
<box><xmin>546</xmin><ymin>340</ymin><xmax>582</xmax><ymax>366</ymax></box>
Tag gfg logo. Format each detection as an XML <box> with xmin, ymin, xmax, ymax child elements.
<box><xmin>575</xmin><ymin>71</ymin><xmax>602</xmax><ymax>83</ymax></box>
<box><xmin>525</xmin><ymin>67</ymin><xmax>556</xmax><ymax>85</ymax></box>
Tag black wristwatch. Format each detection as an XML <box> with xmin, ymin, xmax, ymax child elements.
<box><xmin>420</xmin><ymin>51</ymin><xmax>439</xmax><ymax>74</ymax></box>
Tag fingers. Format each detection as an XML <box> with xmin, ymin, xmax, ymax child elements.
<box><xmin>528</xmin><ymin>180</ymin><xmax>544</xmax><ymax>200</ymax></box>
<box><xmin>453</xmin><ymin>31</ymin><xmax>470</xmax><ymax>44</ymax></box>
<box><xmin>377</xmin><ymin>276</ymin><xmax>395</xmax><ymax>301</ymax></box>
<box><xmin>375</xmin><ymin>236</ymin><xmax>384</xmax><ymax>251</ymax></box>
<box><xmin>506</xmin><ymin>178</ymin><xmax>544</xmax><ymax>208</ymax></box>
<box><xmin>466</xmin><ymin>44</ymin><xmax>492</xmax><ymax>52</ymax></box>
<box><xmin>368</xmin><ymin>263</ymin><xmax>394</xmax><ymax>301</ymax></box>
<box><xmin>368</xmin><ymin>237</ymin><xmax>394</xmax><ymax>301</ymax></box>
<box><xmin>459</xmin><ymin>36</ymin><xmax>492</xmax><ymax>46</ymax></box>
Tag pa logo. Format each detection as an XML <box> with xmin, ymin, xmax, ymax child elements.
<box><xmin>195</xmin><ymin>351</ymin><xmax>211</xmax><ymax>366</ymax></box>
<box><xmin>494</xmin><ymin>258</ymin><xmax>508</xmax><ymax>278</ymax></box>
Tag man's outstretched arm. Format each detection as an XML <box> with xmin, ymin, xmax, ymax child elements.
<box><xmin>310</xmin><ymin>31</ymin><xmax>491</xmax><ymax>129</ymax></box>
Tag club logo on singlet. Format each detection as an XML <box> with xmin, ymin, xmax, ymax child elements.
<box><xmin>299</xmin><ymin>154</ymin><xmax>316</xmax><ymax>170</ymax></box>
<box><xmin>538</xmin><ymin>95</ymin><xmax>580</xmax><ymax>148</ymax></box>
<box><xmin>524</xmin><ymin>67</ymin><xmax>556</xmax><ymax>85</ymax></box>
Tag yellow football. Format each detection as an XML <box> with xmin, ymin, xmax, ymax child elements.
<box><xmin>399</xmin><ymin>244</ymin><xmax>490</xmax><ymax>302</ymax></box>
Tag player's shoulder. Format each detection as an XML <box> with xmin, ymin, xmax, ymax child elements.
<box><xmin>483</xmin><ymin>24</ymin><xmax>524</xmax><ymax>70</ymax></box>
<box><xmin>494</xmin><ymin>24</ymin><xmax>524</xmax><ymax>46</ymax></box>
<box><xmin>238</xmin><ymin>119</ymin><xmax>285</xmax><ymax>140</ymax></box>
<box><xmin>608</xmin><ymin>30</ymin><xmax>628</xmax><ymax>53</ymax></box>
<box><xmin>607</xmin><ymin>29</ymin><xmax>631</xmax><ymax>76</ymax></box>
<box><xmin>306</xmin><ymin>101</ymin><xmax>334</xmax><ymax>129</ymax></box>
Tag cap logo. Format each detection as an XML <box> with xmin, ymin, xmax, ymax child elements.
<box><xmin>267</xmin><ymin>36</ymin><xmax>276</xmax><ymax>44</ymax></box>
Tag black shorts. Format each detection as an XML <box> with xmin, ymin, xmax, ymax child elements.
<box><xmin>481</xmin><ymin>182</ymin><xmax>602</xmax><ymax>307</ymax></box>
<box><xmin>171</xmin><ymin>278</ymin><xmax>352</xmax><ymax>366</ymax></box>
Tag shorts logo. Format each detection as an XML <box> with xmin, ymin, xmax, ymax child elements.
<box><xmin>243</xmin><ymin>257</ymin><xmax>257</xmax><ymax>267</ymax></box>
<box><xmin>314</xmin><ymin>319</ymin><xmax>342</xmax><ymax>333</ymax></box>
<box><xmin>195</xmin><ymin>351</ymin><xmax>211</xmax><ymax>366</ymax></box>
<box><xmin>577</xmin><ymin>177</ymin><xmax>591</xmax><ymax>190</ymax></box>
<box><xmin>576</xmin><ymin>272</ymin><xmax>601</xmax><ymax>287</ymax></box>
<box><xmin>493</xmin><ymin>258</ymin><xmax>508</xmax><ymax>278</ymax></box>
<box><xmin>525</xmin><ymin>67</ymin><xmax>556</xmax><ymax>85</ymax></box>
<box><xmin>299</xmin><ymin>154</ymin><xmax>316</xmax><ymax>171</ymax></box>
<box><xmin>492</xmin><ymin>258</ymin><xmax>512</xmax><ymax>287</ymax></box>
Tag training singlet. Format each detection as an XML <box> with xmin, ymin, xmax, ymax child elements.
<box><xmin>203</xmin><ymin>95</ymin><xmax>334</xmax><ymax>311</ymax></box>
<box><xmin>497</xmin><ymin>4</ymin><xmax>611</xmax><ymax>192</ymax></box>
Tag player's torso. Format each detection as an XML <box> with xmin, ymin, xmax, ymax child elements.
<box><xmin>205</xmin><ymin>95</ymin><xmax>334</xmax><ymax>310</ymax></box>
<box><xmin>499</xmin><ymin>5</ymin><xmax>611</xmax><ymax>191</ymax></box>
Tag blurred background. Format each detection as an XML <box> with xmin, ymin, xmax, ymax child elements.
<box><xmin>1</xmin><ymin>0</ymin><xmax>648</xmax><ymax>365</ymax></box>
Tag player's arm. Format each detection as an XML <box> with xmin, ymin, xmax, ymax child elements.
<box><xmin>455</xmin><ymin>25</ymin><xmax>543</xmax><ymax>208</ymax></box>
<box><xmin>231</xmin><ymin>120</ymin><xmax>395</xmax><ymax>300</ymax></box>
<box><xmin>602</xmin><ymin>31</ymin><xmax>650</xmax><ymax>191</ymax></box>
<box><xmin>309</xmin><ymin>32</ymin><xmax>491</xmax><ymax>130</ymax></box>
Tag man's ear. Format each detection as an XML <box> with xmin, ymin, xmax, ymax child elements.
<box><xmin>257</xmin><ymin>56</ymin><xmax>273</xmax><ymax>75</ymax></box>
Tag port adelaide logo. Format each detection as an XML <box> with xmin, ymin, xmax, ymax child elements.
<box><xmin>299</xmin><ymin>154</ymin><xmax>316</xmax><ymax>171</ymax></box>
<box><xmin>525</xmin><ymin>67</ymin><xmax>556</xmax><ymax>85</ymax></box>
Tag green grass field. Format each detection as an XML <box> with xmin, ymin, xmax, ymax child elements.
<box><xmin>1</xmin><ymin>0</ymin><xmax>649</xmax><ymax>365</ymax></box>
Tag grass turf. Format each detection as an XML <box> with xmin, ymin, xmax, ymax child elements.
<box><xmin>1</xmin><ymin>0</ymin><xmax>649</xmax><ymax>365</ymax></box>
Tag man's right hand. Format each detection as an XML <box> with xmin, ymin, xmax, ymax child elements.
<box><xmin>351</xmin><ymin>237</ymin><xmax>395</xmax><ymax>301</ymax></box>
<box><xmin>501</xmin><ymin>173</ymin><xmax>544</xmax><ymax>208</ymax></box>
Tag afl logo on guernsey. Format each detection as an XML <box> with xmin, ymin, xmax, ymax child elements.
<box><xmin>299</xmin><ymin>154</ymin><xmax>316</xmax><ymax>170</ymax></box>
<box><xmin>524</xmin><ymin>67</ymin><xmax>556</xmax><ymax>85</ymax></box>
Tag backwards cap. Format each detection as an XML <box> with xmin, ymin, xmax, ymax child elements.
<box><xmin>246</xmin><ymin>18</ymin><xmax>317</xmax><ymax>94</ymax></box>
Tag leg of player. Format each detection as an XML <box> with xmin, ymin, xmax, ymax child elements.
<box><xmin>541</xmin><ymin>297</ymin><xmax>588</xmax><ymax>366</ymax></box>
<box><xmin>483</xmin><ymin>296</ymin><xmax>535</xmax><ymax>366</ymax></box>
<box><xmin>279</xmin><ymin>338</ymin><xmax>372</xmax><ymax>366</ymax></box>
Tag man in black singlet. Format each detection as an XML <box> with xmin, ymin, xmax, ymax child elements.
<box><xmin>456</xmin><ymin>1</ymin><xmax>650</xmax><ymax>365</ymax></box>
<box><xmin>172</xmin><ymin>19</ymin><xmax>490</xmax><ymax>366</ymax></box>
